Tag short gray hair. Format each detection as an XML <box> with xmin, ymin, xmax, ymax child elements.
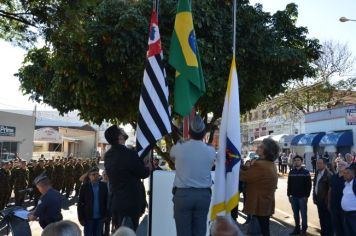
<box><xmin>112</xmin><ymin>226</ymin><xmax>136</xmax><ymax>236</ymax></box>
<box><xmin>41</xmin><ymin>220</ymin><xmax>81</xmax><ymax>236</ymax></box>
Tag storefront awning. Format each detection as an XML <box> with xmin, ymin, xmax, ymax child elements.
<box><xmin>291</xmin><ymin>134</ymin><xmax>305</xmax><ymax>146</ymax></box>
<box><xmin>298</xmin><ymin>132</ymin><xmax>325</xmax><ymax>146</ymax></box>
<box><xmin>253</xmin><ymin>135</ymin><xmax>271</xmax><ymax>143</ymax></box>
<box><xmin>271</xmin><ymin>134</ymin><xmax>289</xmax><ymax>143</ymax></box>
<box><xmin>319</xmin><ymin>131</ymin><xmax>353</xmax><ymax>147</ymax></box>
<box><xmin>62</xmin><ymin>137</ymin><xmax>81</xmax><ymax>142</ymax></box>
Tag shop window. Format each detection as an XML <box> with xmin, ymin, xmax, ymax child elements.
<box><xmin>48</xmin><ymin>143</ymin><xmax>62</xmax><ymax>152</ymax></box>
<box><xmin>0</xmin><ymin>142</ymin><xmax>18</xmax><ymax>160</ymax></box>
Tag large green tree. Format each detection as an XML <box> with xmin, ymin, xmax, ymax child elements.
<box><xmin>6</xmin><ymin>0</ymin><xmax>320</xmax><ymax>163</ymax></box>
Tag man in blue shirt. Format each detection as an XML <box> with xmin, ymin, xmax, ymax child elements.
<box><xmin>77</xmin><ymin>166</ymin><xmax>108</xmax><ymax>236</ymax></box>
<box><xmin>28</xmin><ymin>175</ymin><xmax>63</xmax><ymax>229</ymax></box>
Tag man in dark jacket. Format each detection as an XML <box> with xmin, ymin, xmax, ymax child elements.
<box><xmin>104</xmin><ymin>125</ymin><xmax>150</xmax><ymax>231</ymax></box>
<box><xmin>28</xmin><ymin>175</ymin><xmax>62</xmax><ymax>229</ymax></box>
<box><xmin>287</xmin><ymin>155</ymin><xmax>311</xmax><ymax>236</ymax></box>
<box><xmin>313</xmin><ymin>158</ymin><xmax>333</xmax><ymax>236</ymax></box>
<box><xmin>77</xmin><ymin>167</ymin><xmax>108</xmax><ymax>236</ymax></box>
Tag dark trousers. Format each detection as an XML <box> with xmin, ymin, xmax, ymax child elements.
<box><xmin>173</xmin><ymin>188</ymin><xmax>211</xmax><ymax>236</ymax></box>
<box><xmin>278</xmin><ymin>163</ymin><xmax>282</xmax><ymax>172</ymax></box>
<box><xmin>344</xmin><ymin>211</ymin><xmax>356</xmax><ymax>236</ymax></box>
<box><xmin>84</xmin><ymin>218</ymin><xmax>104</xmax><ymax>236</ymax></box>
<box><xmin>316</xmin><ymin>201</ymin><xmax>334</xmax><ymax>236</ymax></box>
<box><xmin>256</xmin><ymin>215</ymin><xmax>270</xmax><ymax>236</ymax></box>
<box><xmin>281</xmin><ymin>164</ymin><xmax>287</xmax><ymax>174</ymax></box>
<box><xmin>330</xmin><ymin>209</ymin><xmax>345</xmax><ymax>236</ymax></box>
<box><xmin>290</xmin><ymin>197</ymin><xmax>308</xmax><ymax>231</ymax></box>
<box><xmin>14</xmin><ymin>190</ymin><xmax>26</xmax><ymax>206</ymax></box>
<box><xmin>112</xmin><ymin>211</ymin><xmax>140</xmax><ymax>232</ymax></box>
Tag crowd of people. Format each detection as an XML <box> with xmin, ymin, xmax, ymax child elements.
<box><xmin>0</xmin><ymin>156</ymin><xmax>98</xmax><ymax>211</ymax></box>
<box><xmin>1</xmin><ymin>119</ymin><xmax>356</xmax><ymax>236</ymax></box>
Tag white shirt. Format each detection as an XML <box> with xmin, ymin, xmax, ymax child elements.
<box><xmin>341</xmin><ymin>179</ymin><xmax>356</xmax><ymax>212</ymax></box>
<box><xmin>315</xmin><ymin>169</ymin><xmax>325</xmax><ymax>195</ymax></box>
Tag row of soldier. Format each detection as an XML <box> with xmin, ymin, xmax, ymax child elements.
<box><xmin>0</xmin><ymin>156</ymin><xmax>98</xmax><ymax>211</ymax></box>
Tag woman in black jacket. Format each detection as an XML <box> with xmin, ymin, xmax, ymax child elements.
<box><xmin>77</xmin><ymin>167</ymin><xmax>108</xmax><ymax>236</ymax></box>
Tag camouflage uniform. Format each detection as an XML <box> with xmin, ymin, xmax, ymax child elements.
<box><xmin>45</xmin><ymin>162</ymin><xmax>54</xmax><ymax>180</ymax></box>
<box><xmin>52</xmin><ymin>161</ymin><xmax>65</xmax><ymax>191</ymax></box>
<box><xmin>0</xmin><ymin>164</ymin><xmax>12</xmax><ymax>210</ymax></box>
<box><xmin>73</xmin><ymin>160</ymin><xmax>84</xmax><ymax>196</ymax></box>
<box><xmin>12</xmin><ymin>164</ymin><xmax>29</xmax><ymax>206</ymax></box>
<box><xmin>33</xmin><ymin>162</ymin><xmax>46</xmax><ymax>206</ymax></box>
<box><xmin>27</xmin><ymin>162</ymin><xmax>35</xmax><ymax>200</ymax></box>
<box><xmin>64</xmin><ymin>161</ymin><xmax>75</xmax><ymax>198</ymax></box>
<box><xmin>82</xmin><ymin>160</ymin><xmax>91</xmax><ymax>173</ymax></box>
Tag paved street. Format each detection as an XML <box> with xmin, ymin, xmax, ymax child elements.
<box><xmin>273</xmin><ymin>175</ymin><xmax>320</xmax><ymax>235</ymax></box>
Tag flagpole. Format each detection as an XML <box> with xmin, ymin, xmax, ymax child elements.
<box><xmin>233</xmin><ymin>0</ymin><xmax>237</xmax><ymax>56</ymax></box>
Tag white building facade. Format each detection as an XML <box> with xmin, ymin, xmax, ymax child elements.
<box><xmin>0</xmin><ymin>111</ymin><xmax>35</xmax><ymax>160</ymax></box>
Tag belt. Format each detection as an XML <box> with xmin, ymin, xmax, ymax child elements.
<box><xmin>344</xmin><ymin>210</ymin><xmax>356</xmax><ymax>215</ymax></box>
<box><xmin>172</xmin><ymin>187</ymin><xmax>211</xmax><ymax>195</ymax></box>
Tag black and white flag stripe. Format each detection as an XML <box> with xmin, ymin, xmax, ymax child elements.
<box><xmin>136</xmin><ymin>53</ymin><xmax>171</xmax><ymax>158</ymax></box>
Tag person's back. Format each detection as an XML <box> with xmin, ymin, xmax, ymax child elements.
<box><xmin>105</xmin><ymin>144</ymin><xmax>149</xmax><ymax>193</ymax></box>
<box><xmin>172</xmin><ymin>140</ymin><xmax>215</xmax><ymax>188</ymax></box>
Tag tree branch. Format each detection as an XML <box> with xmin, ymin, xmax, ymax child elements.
<box><xmin>0</xmin><ymin>10</ymin><xmax>37</xmax><ymax>27</ymax></box>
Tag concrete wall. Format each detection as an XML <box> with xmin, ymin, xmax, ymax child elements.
<box><xmin>0</xmin><ymin>111</ymin><xmax>35</xmax><ymax>160</ymax></box>
<box><xmin>59</xmin><ymin>127</ymin><xmax>97</xmax><ymax>157</ymax></box>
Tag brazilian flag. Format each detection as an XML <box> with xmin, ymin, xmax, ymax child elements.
<box><xmin>169</xmin><ymin>0</ymin><xmax>205</xmax><ymax>117</ymax></box>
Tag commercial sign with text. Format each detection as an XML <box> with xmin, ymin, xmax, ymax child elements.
<box><xmin>346</xmin><ymin>108</ymin><xmax>356</xmax><ymax>125</ymax></box>
<box><xmin>0</xmin><ymin>125</ymin><xmax>16</xmax><ymax>136</ymax></box>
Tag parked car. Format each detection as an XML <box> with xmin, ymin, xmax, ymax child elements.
<box><xmin>0</xmin><ymin>152</ymin><xmax>16</xmax><ymax>161</ymax></box>
<box><xmin>244</xmin><ymin>151</ymin><xmax>259</xmax><ymax>162</ymax></box>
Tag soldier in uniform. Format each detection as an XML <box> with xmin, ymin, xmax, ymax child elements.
<box><xmin>73</xmin><ymin>158</ymin><xmax>84</xmax><ymax>197</ymax></box>
<box><xmin>0</xmin><ymin>161</ymin><xmax>12</xmax><ymax>210</ymax></box>
<box><xmin>33</xmin><ymin>159</ymin><xmax>46</xmax><ymax>206</ymax></box>
<box><xmin>52</xmin><ymin>158</ymin><xmax>62</xmax><ymax>191</ymax></box>
<box><xmin>45</xmin><ymin>159</ymin><xmax>54</xmax><ymax>180</ymax></box>
<box><xmin>13</xmin><ymin>160</ymin><xmax>29</xmax><ymax>206</ymax></box>
<box><xmin>64</xmin><ymin>159</ymin><xmax>75</xmax><ymax>198</ymax></box>
<box><xmin>82</xmin><ymin>159</ymin><xmax>91</xmax><ymax>173</ymax></box>
<box><xmin>59</xmin><ymin>158</ymin><xmax>66</xmax><ymax>193</ymax></box>
<box><xmin>27</xmin><ymin>160</ymin><xmax>36</xmax><ymax>200</ymax></box>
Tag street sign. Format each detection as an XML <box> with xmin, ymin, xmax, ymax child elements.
<box><xmin>0</xmin><ymin>125</ymin><xmax>16</xmax><ymax>136</ymax></box>
<box><xmin>346</xmin><ymin>108</ymin><xmax>356</xmax><ymax>125</ymax></box>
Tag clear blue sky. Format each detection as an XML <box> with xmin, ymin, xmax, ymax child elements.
<box><xmin>1</xmin><ymin>0</ymin><xmax>356</xmax><ymax>110</ymax></box>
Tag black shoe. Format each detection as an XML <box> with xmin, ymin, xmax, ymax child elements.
<box><xmin>289</xmin><ymin>229</ymin><xmax>300</xmax><ymax>235</ymax></box>
<box><xmin>300</xmin><ymin>230</ymin><xmax>307</xmax><ymax>236</ymax></box>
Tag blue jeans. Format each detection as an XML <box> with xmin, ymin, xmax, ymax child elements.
<box><xmin>290</xmin><ymin>196</ymin><xmax>308</xmax><ymax>231</ymax></box>
<box><xmin>344</xmin><ymin>211</ymin><xmax>356</xmax><ymax>236</ymax></box>
<box><xmin>173</xmin><ymin>188</ymin><xmax>211</xmax><ymax>236</ymax></box>
<box><xmin>84</xmin><ymin>218</ymin><xmax>104</xmax><ymax>236</ymax></box>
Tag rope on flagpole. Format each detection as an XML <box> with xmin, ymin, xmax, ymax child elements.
<box><xmin>156</xmin><ymin>0</ymin><xmax>160</xmax><ymax>19</ymax></box>
<box><xmin>233</xmin><ymin>0</ymin><xmax>237</xmax><ymax>56</ymax></box>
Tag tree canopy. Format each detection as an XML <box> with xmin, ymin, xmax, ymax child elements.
<box><xmin>6</xmin><ymin>0</ymin><xmax>320</xmax><ymax>127</ymax></box>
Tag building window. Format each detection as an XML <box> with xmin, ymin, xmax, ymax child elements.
<box><xmin>0</xmin><ymin>142</ymin><xmax>18</xmax><ymax>160</ymax></box>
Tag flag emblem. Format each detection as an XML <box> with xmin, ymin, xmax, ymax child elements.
<box><xmin>136</xmin><ymin>10</ymin><xmax>172</xmax><ymax>158</ymax></box>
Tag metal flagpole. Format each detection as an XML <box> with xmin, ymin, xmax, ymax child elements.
<box><xmin>148</xmin><ymin>2</ymin><xmax>158</xmax><ymax>235</ymax></box>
